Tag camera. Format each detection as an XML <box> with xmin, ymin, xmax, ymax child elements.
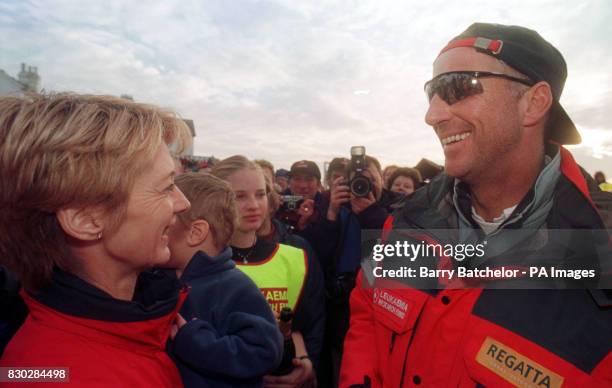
<box><xmin>276</xmin><ymin>195</ymin><xmax>305</xmax><ymax>228</ymax></box>
<box><xmin>280</xmin><ymin>195</ymin><xmax>304</xmax><ymax>211</ymax></box>
<box><xmin>349</xmin><ymin>146</ymin><xmax>371</xmax><ymax>197</ymax></box>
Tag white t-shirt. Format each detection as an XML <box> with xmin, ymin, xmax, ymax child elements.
<box><xmin>471</xmin><ymin>204</ymin><xmax>517</xmax><ymax>235</ymax></box>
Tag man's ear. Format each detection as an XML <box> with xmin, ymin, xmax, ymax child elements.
<box><xmin>521</xmin><ymin>81</ymin><xmax>553</xmax><ymax>128</ymax></box>
<box><xmin>56</xmin><ymin>207</ymin><xmax>105</xmax><ymax>241</ymax></box>
<box><xmin>187</xmin><ymin>219</ymin><xmax>210</xmax><ymax>246</ymax></box>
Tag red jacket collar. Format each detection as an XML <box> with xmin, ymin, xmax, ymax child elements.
<box><xmin>21</xmin><ymin>287</ymin><xmax>187</xmax><ymax>352</ymax></box>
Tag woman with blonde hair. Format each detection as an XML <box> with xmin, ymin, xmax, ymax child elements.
<box><xmin>212</xmin><ymin>155</ymin><xmax>324</xmax><ymax>388</ymax></box>
<box><xmin>0</xmin><ymin>94</ymin><xmax>191</xmax><ymax>387</ymax></box>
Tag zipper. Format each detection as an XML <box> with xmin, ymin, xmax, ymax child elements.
<box><xmin>382</xmin><ymin>291</ymin><xmax>427</xmax><ymax>387</ymax></box>
<box><xmin>487</xmin><ymin>212</ymin><xmax>523</xmax><ymax>239</ymax></box>
<box><xmin>387</xmin><ymin>224</ymin><xmax>438</xmax><ymax>387</ymax></box>
<box><xmin>398</xmin><ymin>312</ymin><xmax>422</xmax><ymax>388</ymax></box>
<box><xmin>389</xmin><ymin>332</ymin><xmax>397</xmax><ymax>354</ymax></box>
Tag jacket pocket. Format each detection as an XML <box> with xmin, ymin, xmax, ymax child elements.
<box><xmin>372</xmin><ymin>289</ymin><xmax>427</xmax><ymax>335</ymax></box>
<box><xmin>371</xmin><ymin>289</ymin><xmax>428</xmax><ymax>387</ymax></box>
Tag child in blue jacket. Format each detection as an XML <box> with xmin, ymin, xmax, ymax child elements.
<box><xmin>166</xmin><ymin>172</ymin><xmax>282</xmax><ymax>387</ymax></box>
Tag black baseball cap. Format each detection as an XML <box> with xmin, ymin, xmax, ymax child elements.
<box><xmin>440</xmin><ymin>23</ymin><xmax>581</xmax><ymax>145</ymax></box>
<box><xmin>289</xmin><ymin>160</ymin><xmax>321</xmax><ymax>180</ymax></box>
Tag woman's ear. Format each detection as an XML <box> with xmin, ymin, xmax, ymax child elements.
<box><xmin>187</xmin><ymin>219</ymin><xmax>210</xmax><ymax>246</ymax></box>
<box><xmin>520</xmin><ymin>81</ymin><xmax>553</xmax><ymax>128</ymax></box>
<box><xmin>56</xmin><ymin>206</ymin><xmax>104</xmax><ymax>241</ymax></box>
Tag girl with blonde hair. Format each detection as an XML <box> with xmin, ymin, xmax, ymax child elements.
<box><xmin>212</xmin><ymin>155</ymin><xmax>325</xmax><ymax>388</ymax></box>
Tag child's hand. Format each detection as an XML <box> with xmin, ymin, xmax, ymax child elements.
<box><xmin>263</xmin><ymin>356</ymin><xmax>314</xmax><ymax>388</ymax></box>
<box><xmin>170</xmin><ymin>313</ymin><xmax>188</xmax><ymax>340</ymax></box>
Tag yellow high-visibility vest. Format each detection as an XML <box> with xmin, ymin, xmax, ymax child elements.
<box><xmin>599</xmin><ymin>182</ymin><xmax>612</xmax><ymax>192</ymax></box>
<box><xmin>236</xmin><ymin>243</ymin><xmax>307</xmax><ymax>314</ymax></box>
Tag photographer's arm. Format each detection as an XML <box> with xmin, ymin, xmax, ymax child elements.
<box><xmin>327</xmin><ymin>176</ymin><xmax>351</xmax><ymax>221</ymax></box>
<box><xmin>354</xmin><ymin>189</ymin><xmax>404</xmax><ymax>229</ymax></box>
<box><xmin>297</xmin><ymin>176</ymin><xmax>350</xmax><ymax>269</ymax></box>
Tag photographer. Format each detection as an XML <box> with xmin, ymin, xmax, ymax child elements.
<box><xmin>324</xmin><ymin>157</ymin><xmax>350</xmax><ymax>190</ymax></box>
<box><xmin>280</xmin><ymin>160</ymin><xmax>322</xmax><ymax>230</ymax></box>
<box><xmin>325</xmin><ymin>151</ymin><xmax>405</xmax><ymax>277</ymax></box>
<box><xmin>276</xmin><ymin>160</ymin><xmax>341</xmax><ymax>269</ymax></box>
<box><xmin>341</xmin><ymin>154</ymin><xmax>405</xmax><ymax>229</ymax></box>
<box><xmin>320</xmin><ymin>151</ymin><xmax>404</xmax><ymax>387</ymax></box>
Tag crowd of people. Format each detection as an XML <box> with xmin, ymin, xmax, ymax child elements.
<box><xmin>0</xmin><ymin>22</ymin><xmax>611</xmax><ymax>387</ymax></box>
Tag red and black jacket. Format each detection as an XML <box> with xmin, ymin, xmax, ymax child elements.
<box><xmin>340</xmin><ymin>147</ymin><xmax>612</xmax><ymax>387</ymax></box>
<box><xmin>0</xmin><ymin>268</ymin><xmax>187</xmax><ymax>387</ymax></box>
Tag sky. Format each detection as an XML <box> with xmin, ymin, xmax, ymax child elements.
<box><xmin>1</xmin><ymin>0</ymin><xmax>610</xmax><ymax>177</ymax></box>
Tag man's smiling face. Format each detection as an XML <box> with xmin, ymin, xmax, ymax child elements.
<box><xmin>425</xmin><ymin>47</ymin><xmax>528</xmax><ymax>182</ymax></box>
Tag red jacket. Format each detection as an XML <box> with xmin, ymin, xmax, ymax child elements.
<box><xmin>1</xmin><ymin>270</ymin><xmax>187</xmax><ymax>387</ymax></box>
<box><xmin>340</xmin><ymin>148</ymin><xmax>612</xmax><ymax>387</ymax></box>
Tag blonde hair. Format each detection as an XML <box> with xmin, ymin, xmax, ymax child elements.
<box><xmin>0</xmin><ymin>93</ymin><xmax>191</xmax><ymax>290</ymax></box>
<box><xmin>211</xmin><ymin>155</ymin><xmax>262</xmax><ymax>181</ymax></box>
<box><xmin>254</xmin><ymin>159</ymin><xmax>274</xmax><ymax>177</ymax></box>
<box><xmin>261</xmin><ymin>169</ymin><xmax>281</xmax><ymax>213</ymax></box>
<box><xmin>174</xmin><ymin>172</ymin><xmax>237</xmax><ymax>250</ymax></box>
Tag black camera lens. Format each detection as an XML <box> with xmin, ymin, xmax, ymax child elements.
<box><xmin>350</xmin><ymin>175</ymin><xmax>371</xmax><ymax>197</ymax></box>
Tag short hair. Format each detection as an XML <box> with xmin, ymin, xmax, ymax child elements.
<box><xmin>497</xmin><ymin>58</ymin><xmax>550</xmax><ymax>140</ymax></box>
<box><xmin>174</xmin><ymin>173</ymin><xmax>237</xmax><ymax>250</ymax></box>
<box><xmin>0</xmin><ymin>93</ymin><xmax>191</xmax><ymax>290</ymax></box>
<box><xmin>211</xmin><ymin>155</ymin><xmax>262</xmax><ymax>181</ymax></box>
<box><xmin>382</xmin><ymin>165</ymin><xmax>399</xmax><ymax>176</ymax></box>
<box><xmin>594</xmin><ymin>171</ymin><xmax>606</xmax><ymax>182</ymax></box>
<box><xmin>325</xmin><ymin>157</ymin><xmax>349</xmax><ymax>184</ymax></box>
<box><xmin>387</xmin><ymin>167</ymin><xmax>423</xmax><ymax>191</ymax></box>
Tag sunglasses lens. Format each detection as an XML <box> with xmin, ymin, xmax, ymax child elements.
<box><xmin>425</xmin><ymin>73</ymin><xmax>483</xmax><ymax>105</ymax></box>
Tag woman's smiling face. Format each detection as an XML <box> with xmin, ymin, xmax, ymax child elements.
<box><xmin>101</xmin><ymin>145</ymin><xmax>191</xmax><ymax>269</ymax></box>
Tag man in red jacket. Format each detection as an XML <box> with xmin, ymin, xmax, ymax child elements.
<box><xmin>340</xmin><ymin>23</ymin><xmax>612</xmax><ymax>387</ymax></box>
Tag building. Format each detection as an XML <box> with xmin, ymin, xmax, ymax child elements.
<box><xmin>17</xmin><ymin>63</ymin><xmax>40</xmax><ymax>93</ymax></box>
<box><xmin>0</xmin><ymin>63</ymin><xmax>40</xmax><ymax>96</ymax></box>
<box><xmin>182</xmin><ymin>119</ymin><xmax>196</xmax><ymax>156</ymax></box>
<box><xmin>1</xmin><ymin>66</ymin><xmax>201</xmax><ymax>158</ymax></box>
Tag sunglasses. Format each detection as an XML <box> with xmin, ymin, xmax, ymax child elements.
<box><xmin>424</xmin><ymin>71</ymin><xmax>535</xmax><ymax>105</ymax></box>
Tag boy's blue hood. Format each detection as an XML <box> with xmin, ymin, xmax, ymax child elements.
<box><xmin>180</xmin><ymin>247</ymin><xmax>235</xmax><ymax>282</ymax></box>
